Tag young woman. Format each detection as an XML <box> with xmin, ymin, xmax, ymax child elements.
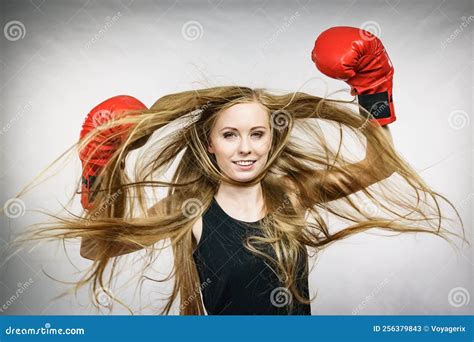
<box><xmin>18</xmin><ymin>27</ymin><xmax>465</xmax><ymax>315</ymax></box>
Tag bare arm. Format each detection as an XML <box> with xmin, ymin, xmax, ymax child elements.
<box><xmin>314</xmin><ymin>125</ymin><xmax>395</xmax><ymax>203</ymax></box>
<box><xmin>80</xmin><ymin>198</ymin><xmax>167</xmax><ymax>260</ymax></box>
<box><xmin>80</xmin><ymin>236</ymin><xmax>142</xmax><ymax>261</ymax></box>
<box><xmin>283</xmin><ymin>126</ymin><xmax>395</xmax><ymax>206</ymax></box>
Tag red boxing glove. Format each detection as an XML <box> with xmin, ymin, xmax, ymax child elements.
<box><xmin>311</xmin><ymin>26</ymin><xmax>396</xmax><ymax>126</ymax></box>
<box><xmin>79</xmin><ymin>95</ymin><xmax>147</xmax><ymax>210</ymax></box>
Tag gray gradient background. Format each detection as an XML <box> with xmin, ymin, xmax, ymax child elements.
<box><xmin>0</xmin><ymin>0</ymin><xmax>472</xmax><ymax>315</ymax></box>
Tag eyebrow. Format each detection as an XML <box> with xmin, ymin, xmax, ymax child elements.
<box><xmin>220</xmin><ymin>126</ymin><xmax>267</xmax><ymax>132</ymax></box>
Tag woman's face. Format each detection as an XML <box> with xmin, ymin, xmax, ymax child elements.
<box><xmin>207</xmin><ymin>101</ymin><xmax>272</xmax><ymax>182</ymax></box>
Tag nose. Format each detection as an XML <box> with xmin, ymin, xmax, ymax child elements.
<box><xmin>238</xmin><ymin>136</ymin><xmax>252</xmax><ymax>155</ymax></box>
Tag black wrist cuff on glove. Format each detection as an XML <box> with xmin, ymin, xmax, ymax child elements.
<box><xmin>357</xmin><ymin>92</ymin><xmax>392</xmax><ymax>119</ymax></box>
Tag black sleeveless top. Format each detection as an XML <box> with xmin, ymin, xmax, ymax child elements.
<box><xmin>192</xmin><ymin>197</ymin><xmax>311</xmax><ymax>315</ymax></box>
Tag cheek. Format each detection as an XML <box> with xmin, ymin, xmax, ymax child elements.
<box><xmin>256</xmin><ymin>137</ymin><xmax>272</xmax><ymax>155</ymax></box>
<box><xmin>212</xmin><ymin>139</ymin><xmax>233</xmax><ymax>158</ymax></box>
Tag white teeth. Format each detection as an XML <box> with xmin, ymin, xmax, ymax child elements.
<box><xmin>234</xmin><ymin>161</ymin><xmax>255</xmax><ymax>166</ymax></box>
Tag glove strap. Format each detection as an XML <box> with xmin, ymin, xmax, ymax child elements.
<box><xmin>357</xmin><ymin>92</ymin><xmax>392</xmax><ymax>119</ymax></box>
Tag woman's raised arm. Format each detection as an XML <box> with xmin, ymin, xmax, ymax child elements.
<box><xmin>312</xmin><ymin>125</ymin><xmax>395</xmax><ymax>203</ymax></box>
<box><xmin>80</xmin><ymin>198</ymin><xmax>168</xmax><ymax>260</ymax></box>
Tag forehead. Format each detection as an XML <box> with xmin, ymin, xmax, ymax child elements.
<box><xmin>213</xmin><ymin>102</ymin><xmax>269</xmax><ymax>129</ymax></box>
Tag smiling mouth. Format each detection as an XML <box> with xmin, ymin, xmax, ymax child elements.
<box><xmin>232</xmin><ymin>160</ymin><xmax>256</xmax><ymax>166</ymax></box>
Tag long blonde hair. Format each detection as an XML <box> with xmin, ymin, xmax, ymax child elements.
<box><xmin>10</xmin><ymin>86</ymin><xmax>467</xmax><ymax>315</ymax></box>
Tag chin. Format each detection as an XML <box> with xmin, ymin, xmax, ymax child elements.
<box><xmin>231</xmin><ymin>169</ymin><xmax>264</xmax><ymax>182</ymax></box>
<box><xmin>234</xmin><ymin>175</ymin><xmax>254</xmax><ymax>182</ymax></box>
